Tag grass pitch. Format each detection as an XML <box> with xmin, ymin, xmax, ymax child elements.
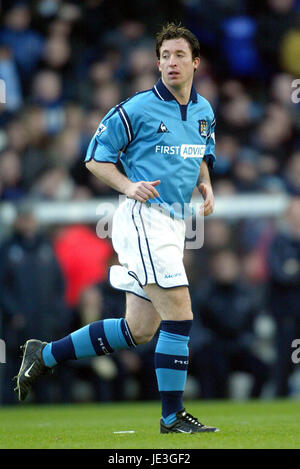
<box><xmin>0</xmin><ymin>399</ymin><xmax>299</xmax><ymax>449</ymax></box>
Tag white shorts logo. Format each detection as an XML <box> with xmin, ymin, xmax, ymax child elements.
<box><xmin>180</xmin><ymin>144</ymin><xmax>206</xmax><ymax>159</ymax></box>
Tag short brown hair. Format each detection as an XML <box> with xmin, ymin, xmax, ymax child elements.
<box><xmin>156</xmin><ymin>22</ymin><xmax>200</xmax><ymax>60</ymax></box>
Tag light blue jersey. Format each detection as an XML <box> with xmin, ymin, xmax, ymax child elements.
<box><xmin>85</xmin><ymin>79</ymin><xmax>216</xmax><ymax>218</ymax></box>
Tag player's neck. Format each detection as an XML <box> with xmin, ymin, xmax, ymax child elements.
<box><xmin>162</xmin><ymin>78</ymin><xmax>193</xmax><ymax>105</ymax></box>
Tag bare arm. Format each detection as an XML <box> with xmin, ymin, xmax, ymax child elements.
<box><xmin>197</xmin><ymin>160</ymin><xmax>214</xmax><ymax>216</ymax></box>
<box><xmin>85</xmin><ymin>160</ymin><xmax>160</xmax><ymax>203</ymax></box>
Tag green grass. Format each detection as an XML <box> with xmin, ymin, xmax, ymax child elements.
<box><xmin>0</xmin><ymin>399</ymin><xmax>299</xmax><ymax>449</ymax></box>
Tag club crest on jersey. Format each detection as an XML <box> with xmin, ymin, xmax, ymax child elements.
<box><xmin>157</xmin><ymin>121</ymin><xmax>170</xmax><ymax>133</ymax></box>
<box><xmin>198</xmin><ymin>120</ymin><xmax>207</xmax><ymax>138</ymax></box>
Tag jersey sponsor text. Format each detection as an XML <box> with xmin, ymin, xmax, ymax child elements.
<box><xmin>155</xmin><ymin>144</ymin><xmax>206</xmax><ymax>159</ymax></box>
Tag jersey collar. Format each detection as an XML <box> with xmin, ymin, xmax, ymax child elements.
<box><xmin>153</xmin><ymin>78</ymin><xmax>198</xmax><ymax>103</ymax></box>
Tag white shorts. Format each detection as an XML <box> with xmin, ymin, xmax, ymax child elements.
<box><xmin>109</xmin><ymin>198</ymin><xmax>189</xmax><ymax>301</ymax></box>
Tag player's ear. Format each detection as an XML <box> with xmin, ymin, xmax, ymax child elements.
<box><xmin>157</xmin><ymin>60</ymin><xmax>161</xmax><ymax>72</ymax></box>
<box><xmin>193</xmin><ymin>56</ymin><xmax>200</xmax><ymax>71</ymax></box>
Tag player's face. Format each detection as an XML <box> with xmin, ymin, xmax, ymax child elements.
<box><xmin>158</xmin><ymin>38</ymin><xmax>200</xmax><ymax>89</ymax></box>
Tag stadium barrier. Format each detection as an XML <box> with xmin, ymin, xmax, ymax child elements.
<box><xmin>0</xmin><ymin>194</ymin><xmax>289</xmax><ymax>228</ymax></box>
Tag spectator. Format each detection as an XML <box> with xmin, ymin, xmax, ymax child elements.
<box><xmin>0</xmin><ymin>200</ymin><xmax>69</xmax><ymax>403</ymax></box>
<box><xmin>186</xmin><ymin>218</ymin><xmax>235</xmax><ymax>289</ymax></box>
<box><xmin>190</xmin><ymin>249</ymin><xmax>269</xmax><ymax>399</ymax></box>
<box><xmin>18</xmin><ymin>106</ymin><xmax>51</xmax><ymax>190</ymax></box>
<box><xmin>92</xmin><ymin>81</ymin><xmax>121</xmax><ymax>114</ymax></box>
<box><xmin>40</xmin><ymin>34</ymin><xmax>73</xmax><ymax>89</ymax></box>
<box><xmin>267</xmin><ymin>197</ymin><xmax>300</xmax><ymax>396</ymax></box>
<box><xmin>31</xmin><ymin>70</ymin><xmax>65</xmax><ymax>135</ymax></box>
<box><xmin>214</xmin><ymin>134</ymin><xmax>240</xmax><ymax>180</ymax></box>
<box><xmin>232</xmin><ymin>150</ymin><xmax>262</xmax><ymax>193</ymax></box>
<box><xmin>30</xmin><ymin>165</ymin><xmax>75</xmax><ymax>200</ymax></box>
<box><xmin>204</xmin><ymin>218</ymin><xmax>233</xmax><ymax>251</ymax></box>
<box><xmin>221</xmin><ymin>15</ymin><xmax>262</xmax><ymax>77</ymax></box>
<box><xmin>4</xmin><ymin>117</ymin><xmax>28</xmax><ymax>154</ymax></box>
<box><xmin>270</xmin><ymin>73</ymin><xmax>298</xmax><ymax>110</ymax></box>
<box><xmin>280</xmin><ymin>12</ymin><xmax>300</xmax><ymax>76</ymax></box>
<box><xmin>0</xmin><ymin>46</ymin><xmax>22</xmax><ymax>112</ymax></box>
<box><xmin>219</xmin><ymin>91</ymin><xmax>262</xmax><ymax>146</ymax></box>
<box><xmin>103</xmin><ymin>19</ymin><xmax>153</xmax><ymax>67</ymax></box>
<box><xmin>0</xmin><ymin>3</ymin><xmax>45</xmax><ymax>91</ymax></box>
<box><xmin>128</xmin><ymin>72</ymin><xmax>157</xmax><ymax>96</ymax></box>
<box><xmin>0</xmin><ymin>148</ymin><xmax>24</xmax><ymax>201</ymax></box>
<box><xmin>253</xmin><ymin>105</ymin><xmax>293</xmax><ymax>164</ymax></box>
<box><xmin>49</xmin><ymin>127</ymin><xmax>82</xmax><ymax>169</ymax></box>
<box><xmin>284</xmin><ymin>151</ymin><xmax>300</xmax><ymax>195</ymax></box>
<box><xmin>256</xmin><ymin>0</ymin><xmax>296</xmax><ymax>73</ymax></box>
<box><xmin>127</xmin><ymin>46</ymin><xmax>157</xmax><ymax>78</ymax></box>
<box><xmin>193</xmin><ymin>75</ymin><xmax>219</xmax><ymax>109</ymax></box>
<box><xmin>78</xmin><ymin>0</ymin><xmax>120</xmax><ymax>48</ymax></box>
<box><xmin>53</xmin><ymin>224</ymin><xmax>113</xmax><ymax>308</ymax></box>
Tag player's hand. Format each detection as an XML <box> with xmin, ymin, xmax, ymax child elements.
<box><xmin>125</xmin><ymin>180</ymin><xmax>160</xmax><ymax>203</ymax></box>
<box><xmin>199</xmin><ymin>182</ymin><xmax>214</xmax><ymax>216</ymax></box>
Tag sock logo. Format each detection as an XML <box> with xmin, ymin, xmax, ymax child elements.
<box><xmin>174</xmin><ymin>359</ymin><xmax>189</xmax><ymax>365</ymax></box>
<box><xmin>98</xmin><ymin>337</ymin><xmax>110</xmax><ymax>355</ymax></box>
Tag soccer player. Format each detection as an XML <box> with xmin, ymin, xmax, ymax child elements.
<box><xmin>14</xmin><ymin>23</ymin><xmax>218</xmax><ymax>434</ymax></box>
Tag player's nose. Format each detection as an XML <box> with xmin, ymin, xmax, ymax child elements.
<box><xmin>169</xmin><ymin>54</ymin><xmax>178</xmax><ymax>66</ymax></box>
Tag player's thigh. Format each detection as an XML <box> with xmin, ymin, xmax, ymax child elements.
<box><xmin>142</xmin><ymin>284</ymin><xmax>193</xmax><ymax>321</ymax></box>
<box><xmin>125</xmin><ymin>292</ymin><xmax>161</xmax><ymax>344</ymax></box>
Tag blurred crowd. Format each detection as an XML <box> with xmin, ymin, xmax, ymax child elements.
<box><xmin>1</xmin><ymin>0</ymin><xmax>300</xmax><ymax>404</ymax></box>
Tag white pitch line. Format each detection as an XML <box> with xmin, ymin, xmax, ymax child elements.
<box><xmin>113</xmin><ymin>431</ymin><xmax>135</xmax><ymax>434</ymax></box>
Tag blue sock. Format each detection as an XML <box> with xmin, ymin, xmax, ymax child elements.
<box><xmin>155</xmin><ymin>320</ymin><xmax>192</xmax><ymax>425</ymax></box>
<box><xmin>42</xmin><ymin>318</ymin><xmax>136</xmax><ymax>367</ymax></box>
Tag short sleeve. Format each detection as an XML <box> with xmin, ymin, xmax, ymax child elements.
<box><xmin>203</xmin><ymin>115</ymin><xmax>216</xmax><ymax>170</ymax></box>
<box><xmin>85</xmin><ymin>106</ymin><xmax>130</xmax><ymax>163</ymax></box>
